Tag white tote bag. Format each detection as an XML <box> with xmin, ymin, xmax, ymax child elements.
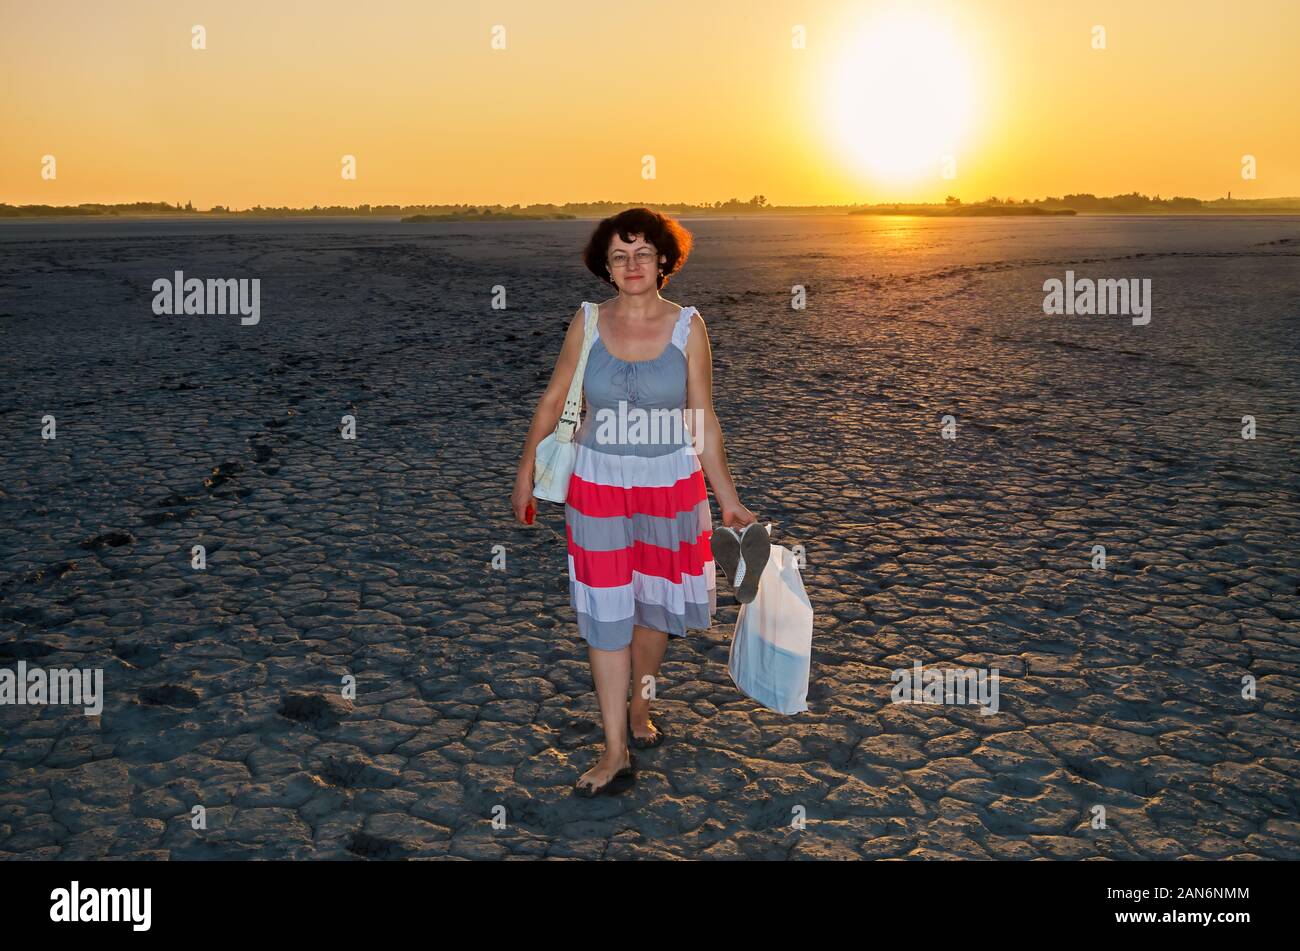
<box><xmin>728</xmin><ymin>535</ymin><xmax>813</xmax><ymax>714</ymax></box>
<box><xmin>533</xmin><ymin>301</ymin><xmax>599</xmax><ymax>503</ymax></box>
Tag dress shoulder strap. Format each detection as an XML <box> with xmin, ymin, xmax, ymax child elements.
<box><xmin>671</xmin><ymin>306</ymin><xmax>698</xmax><ymax>353</ymax></box>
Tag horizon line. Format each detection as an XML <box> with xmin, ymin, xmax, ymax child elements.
<box><xmin>5</xmin><ymin>192</ymin><xmax>1300</xmax><ymax>216</ymax></box>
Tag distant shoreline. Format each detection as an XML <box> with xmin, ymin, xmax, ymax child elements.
<box><xmin>851</xmin><ymin>206</ymin><xmax>1076</xmax><ymax>217</ymax></box>
<box><xmin>5</xmin><ymin>194</ymin><xmax>1300</xmax><ymax>221</ymax></box>
<box><xmin>4</xmin><ymin>209</ymin><xmax>1300</xmax><ymax>222</ymax></box>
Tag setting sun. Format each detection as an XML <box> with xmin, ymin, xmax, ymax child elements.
<box><xmin>825</xmin><ymin>9</ymin><xmax>979</xmax><ymax>185</ymax></box>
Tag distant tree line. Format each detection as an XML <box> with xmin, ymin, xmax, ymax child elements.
<box><xmin>3</xmin><ymin>192</ymin><xmax>1297</xmax><ymax>218</ymax></box>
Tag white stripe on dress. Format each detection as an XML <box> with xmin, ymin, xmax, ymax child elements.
<box><xmin>568</xmin><ymin>555</ymin><xmax>716</xmax><ymax>622</ymax></box>
<box><xmin>573</xmin><ymin>441</ymin><xmax>700</xmax><ymax>489</ymax></box>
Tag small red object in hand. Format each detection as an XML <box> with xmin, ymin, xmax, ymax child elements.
<box><xmin>525</xmin><ymin>501</ymin><xmax>535</xmax><ymax>525</ymax></box>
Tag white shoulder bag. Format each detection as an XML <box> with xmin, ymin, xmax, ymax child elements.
<box><xmin>533</xmin><ymin>301</ymin><xmax>599</xmax><ymax>503</ymax></box>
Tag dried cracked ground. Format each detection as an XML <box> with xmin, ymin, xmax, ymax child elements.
<box><xmin>0</xmin><ymin>220</ymin><xmax>1297</xmax><ymax>859</ymax></box>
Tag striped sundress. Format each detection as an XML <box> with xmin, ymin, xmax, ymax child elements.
<box><xmin>565</xmin><ymin>302</ymin><xmax>716</xmax><ymax>650</ymax></box>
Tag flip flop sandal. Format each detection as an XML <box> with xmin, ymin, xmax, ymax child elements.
<box><xmin>733</xmin><ymin>522</ymin><xmax>771</xmax><ymax>605</ymax></box>
<box><xmin>710</xmin><ymin>526</ymin><xmax>742</xmax><ymax>586</ymax></box>
<box><xmin>627</xmin><ymin>712</ymin><xmax>664</xmax><ymax>749</ymax></box>
<box><xmin>573</xmin><ymin>751</ymin><xmax>637</xmax><ymax>798</ymax></box>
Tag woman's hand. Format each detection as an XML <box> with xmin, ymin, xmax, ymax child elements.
<box><xmin>511</xmin><ymin>471</ymin><xmax>536</xmax><ymax>525</ymax></box>
<box><xmin>720</xmin><ymin>500</ymin><xmax>756</xmax><ymax>528</ymax></box>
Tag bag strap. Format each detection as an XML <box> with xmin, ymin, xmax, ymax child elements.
<box><xmin>556</xmin><ymin>302</ymin><xmax>599</xmax><ymax>442</ymax></box>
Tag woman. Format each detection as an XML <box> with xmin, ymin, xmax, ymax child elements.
<box><xmin>511</xmin><ymin>208</ymin><xmax>755</xmax><ymax>796</ymax></box>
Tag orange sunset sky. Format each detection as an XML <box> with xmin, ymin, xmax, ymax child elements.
<box><xmin>2</xmin><ymin>0</ymin><xmax>1297</xmax><ymax>208</ymax></box>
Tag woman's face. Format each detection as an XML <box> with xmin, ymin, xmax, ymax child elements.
<box><xmin>607</xmin><ymin>233</ymin><xmax>665</xmax><ymax>290</ymax></box>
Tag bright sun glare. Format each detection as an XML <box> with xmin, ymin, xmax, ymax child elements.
<box><xmin>827</xmin><ymin>11</ymin><xmax>978</xmax><ymax>185</ymax></box>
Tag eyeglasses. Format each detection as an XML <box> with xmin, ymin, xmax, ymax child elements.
<box><xmin>608</xmin><ymin>249</ymin><xmax>658</xmax><ymax>269</ymax></box>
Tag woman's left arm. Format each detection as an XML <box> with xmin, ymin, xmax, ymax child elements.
<box><xmin>684</xmin><ymin>311</ymin><xmax>756</xmax><ymax>528</ymax></box>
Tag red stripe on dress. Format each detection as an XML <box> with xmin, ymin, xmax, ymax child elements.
<box><xmin>566</xmin><ymin>469</ymin><xmax>707</xmax><ymax>519</ymax></box>
<box><xmin>568</xmin><ymin>528</ymin><xmax>714</xmax><ymax>587</ymax></box>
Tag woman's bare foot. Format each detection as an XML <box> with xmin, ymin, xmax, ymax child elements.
<box><xmin>574</xmin><ymin>745</ymin><xmax>633</xmax><ymax>795</ymax></box>
<box><xmin>627</xmin><ymin>700</ymin><xmax>660</xmax><ymax>743</ymax></box>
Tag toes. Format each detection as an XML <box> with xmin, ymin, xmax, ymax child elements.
<box><xmin>576</xmin><ymin>768</ymin><xmax>607</xmax><ymax>791</ymax></box>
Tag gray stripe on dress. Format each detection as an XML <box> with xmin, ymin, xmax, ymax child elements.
<box><xmin>572</xmin><ymin>589</ymin><xmax>717</xmax><ymax>650</ymax></box>
<box><xmin>565</xmin><ymin>500</ymin><xmax>710</xmax><ymax>553</ymax></box>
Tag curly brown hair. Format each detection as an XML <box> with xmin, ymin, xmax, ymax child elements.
<box><xmin>581</xmin><ymin>207</ymin><xmax>694</xmax><ymax>290</ymax></box>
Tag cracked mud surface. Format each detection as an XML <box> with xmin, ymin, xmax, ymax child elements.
<box><xmin>0</xmin><ymin>215</ymin><xmax>1297</xmax><ymax>859</ymax></box>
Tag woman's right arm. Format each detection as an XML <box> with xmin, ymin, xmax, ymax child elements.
<box><xmin>511</xmin><ymin>305</ymin><xmax>588</xmax><ymax>523</ymax></box>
